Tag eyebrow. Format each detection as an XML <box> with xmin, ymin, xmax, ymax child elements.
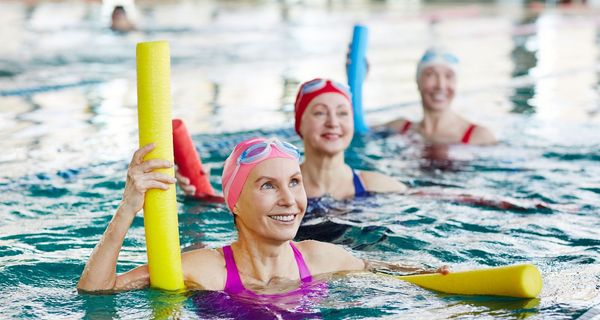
<box><xmin>311</xmin><ymin>103</ymin><xmax>349</xmax><ymax>110</ymax></box>
<box><xmin>254</xmin><ymin>171</ymin><xmax>301</xmax><ymax>183</ymax></box>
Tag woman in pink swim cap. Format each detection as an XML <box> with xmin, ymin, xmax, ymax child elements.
<box><xmin>385</xmin><ymin>47</ymin><xmax>496</xmax><ymax>145</ymax></box>
<box><xmin>78</xmin><ymin>139</ymin><xmax>448</xmax><ymax>294</ymax></box>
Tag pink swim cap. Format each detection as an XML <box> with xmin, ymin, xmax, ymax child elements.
<box><xmin>294</xmin><ymin>78</ymin><xmax>352</xmax><ymax>137</ymax></box>
<box><xmin>221</xmin><ymin>137</ymin><xmax>301</xmax><ymax>212</ymax></box>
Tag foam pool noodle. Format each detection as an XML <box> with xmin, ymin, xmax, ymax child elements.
<box><xmin>393</xmin><ymin>264</ymin><xmax>542</xmax><ymax>298</ymax></box>
<box><xmin>136</xmin><ymin>41</ymin><xmax>184</xmax><ymax>291</ymax></box>
<box><xmin>172</xmin><ymin>119</ymin><xmax>216</xmax><ymax>199</ymax></box>
<box><xmin>347</xmin><ymin>24</ymin><xmax>369</xmax><ymax>135</ymax></box>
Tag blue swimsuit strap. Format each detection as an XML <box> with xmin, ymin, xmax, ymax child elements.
<box><xmin>352</xmin><ymin>169</ymin><xmax>367</xmax><ymax>197</ymax></box>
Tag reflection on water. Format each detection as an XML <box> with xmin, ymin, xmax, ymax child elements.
<box><xmin>1</xmin><ymin>0</ymin><xmax>600</xmax><ymax>319</ymax></box>
<box><xmin>510</xmin><ymin>11</ymin><xmax>539</xmax><ymax>115</ymax></box>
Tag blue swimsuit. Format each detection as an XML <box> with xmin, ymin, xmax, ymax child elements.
<box><xmin>352</xmin><ymin>169</ymin><xmax>368</xmax><ymax>197</ymax></box>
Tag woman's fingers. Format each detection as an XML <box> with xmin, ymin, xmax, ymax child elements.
<box><xmin>131</xmin><ymin>173</ymin><xmax>175</xmax><ymax>192</ymax></box>
<box><xmin>140</xmin><ymin>159</ymin><xmax>174</xmax><ymax>172</ymax></box>
<box><xmin>175</xmin><ymin>170</ymin><xmax>190</xmax><ymax>184</ymax></box>
<box><xmin>174</xmin><ymin>171</ymin><xmax>196</xmax><ymax>195</ymax></box>
<box><xmin>437</xmin><ymin>265</ymin><xmax>450</xmax><ymax>275</ymax></box>
<box><xmin>145</xmin><ymin>180</ymin><xmax>172</xmax><ymax>190</ymax></box>
<box><xmin>144</xmin><ymin>172</ymin><xmax>177</xmax><ymax>184</ymax></box>
<box><xmin>131</xmin><ymin>143</ymin><xmax>155</xmax><ymax>166</ymax></box>
<box><xmin>180</xmin><ymin>183</ymin><xmax>196</xmax><ymax>196</ymax></box>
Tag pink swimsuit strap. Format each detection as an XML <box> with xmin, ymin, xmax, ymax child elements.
<box><xmin>222</xmin><ymin>242</ymin><xmax>312</xmax><ymax>294</ymax></box>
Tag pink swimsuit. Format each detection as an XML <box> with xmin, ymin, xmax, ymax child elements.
<box><xmin>222</xmin><ymin>242</ymin><xmax>313</xmax><ymax>295</ymax></box>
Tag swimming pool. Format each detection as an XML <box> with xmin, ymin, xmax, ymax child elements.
<box><xmin>1</xmin><ymin>0</ymin><xmax>599</xmax><ymax>318</ymax></box>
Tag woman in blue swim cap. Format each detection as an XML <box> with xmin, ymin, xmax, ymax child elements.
<box><xmin>386</xmin><ymin>47</ymin><xmax>496</xmax><ymax>145</ymax></box>
<box><xmin>78</xmin><ymin>140</ymin><xmax>448</xmax><ymax>294</ymax></box>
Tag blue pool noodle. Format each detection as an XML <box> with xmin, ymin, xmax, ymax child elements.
<box><xmin>347</xmin><ymin>24</ymin><xmax>369</xmax><ymax>135</ymax></box>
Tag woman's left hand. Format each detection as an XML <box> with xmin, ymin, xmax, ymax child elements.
<box><xmin>418</xmin><ymin>265</ymin><xmax>450</xmax><ymax>275</ymax></box>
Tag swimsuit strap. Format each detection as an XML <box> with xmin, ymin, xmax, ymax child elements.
<box><xmin>461</xmin><ymin>124</ymin><xmax>477</xmax><ymax>144</ymax></box>
<box><xmin>290</xmin><ymin>242</ymin><xmax>312</xmax><ymax>282</ymax></box>
<box><xmin>399</xmin><ymin>120</ymin><xmax>412</xmax><ymax>135</ymax></box>
<box><xmin>352</xmin><ymin>169</ymin><xmax>368</xmax><ymax>197</ymax></box>
<box><xmin>223</xmin><ymin>245</ymin><xmax>245</xmax><ymax>294</ymax></box>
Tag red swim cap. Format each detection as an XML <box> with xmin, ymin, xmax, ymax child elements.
<box><xmin>294</xmin><ymin>78</ymin><xmax>352</xmax><ymax>137</ymax></box>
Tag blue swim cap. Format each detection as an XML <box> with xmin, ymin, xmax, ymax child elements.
<box><xmin>416</xmin><ymin>47</ymin><xmax>459</xmax><ymax>81</ymax></box>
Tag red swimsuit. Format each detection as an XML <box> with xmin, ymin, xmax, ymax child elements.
<box><xmin>399</xmin><ymin>121</ymin><xmax>477</xmax><ymax>144</ymax></box>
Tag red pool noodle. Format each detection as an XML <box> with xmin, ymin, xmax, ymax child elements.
<box><xmin>172</xmin><ymin>119</ymin><xmax>220</xmax><ymax>200</ymax></box>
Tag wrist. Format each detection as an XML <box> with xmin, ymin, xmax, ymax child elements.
<box><xmin>117</xmin><ymin>201</ymin><xmax>139</xmax><ymax>216</ymax></box>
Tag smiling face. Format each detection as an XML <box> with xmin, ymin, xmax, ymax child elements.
<box><xmin>417</xmin><ymin>64</ymin><xmax>457</xmax><ymax>112</ymax></box>
<box><xmin>234</xmin><ymin>158</ymin><xmax>307</xmax><ymax>242</ymax></box>
<box><xmin>299</xmin><ymin>93</ymin><xmax>353</xmax><ymax>156</ymax></box>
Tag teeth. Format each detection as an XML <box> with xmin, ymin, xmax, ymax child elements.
<box><xmin>433</xmin><ymin>94</ymin><xmax>446</xmax><ymax>101</ymax></box>
<box><xmin>269</xmin><ymin>215</ymin><xmax>295</xmax><ymax>222</ymax></box>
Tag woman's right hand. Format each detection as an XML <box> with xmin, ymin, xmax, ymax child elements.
<box><xmin>175</xmin><ymin>169</ymin><xmax>197</xmax><ymax>196</ymax></box>
<box><xmin>121</xmin><ymin>143</ymin><xmax>176</xmax><ymax>215</ymax></box>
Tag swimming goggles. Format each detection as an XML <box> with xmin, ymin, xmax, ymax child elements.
<box><xmin>299</xmin><ymin>79</ymin><xmax>352</xmax><ymax>98</ymax></box>
<box><xmin>223</xmin><ymin>138</ymin><xmax>301</xmax><ymax>198</ymax></box>
<box><xmin>420</xmin><ymin>50</ymin><xmax>459</xmax><ymax>65</ymax></box>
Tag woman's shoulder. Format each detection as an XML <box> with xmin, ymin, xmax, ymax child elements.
<box><xmin>358</xmin><ymin>170</ymin><xmax>408</xmax><ymax>193</ymax></box>
<box><xmin>384</xmin><ymin>118</ymin><xmax>412</xmax><ymax>132</ymax></box>
<box><xmin>468</xmin><ymin>124</ymin><xmax>496</xmax><ymax>145</ymax></box>
<box><xmin>293</xmin><ymin>240</ymin><xmax>364</xmax><ymax>274</ymax></box>
<box><xmin>182</xmin><ymin>247</ymin><xmax>226</xmax><ymax>290</ymax></box>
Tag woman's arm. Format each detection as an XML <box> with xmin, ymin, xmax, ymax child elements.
<box><xmin>297</xmin><ymin>240</ymin><xmax>448</xmax><ymax>276</ymax></box>
<box><xmin>77</xmin><ymin>144</ymin><xmax>177</xmax><ymax>293</ymax></box>
<box><xmin>360</xmin><ymin>171</ymin><xmax>408</xmax><ymax>193</ymax></box>
<box><xmin>469</xmin><ymin>125</ymin><xmax>497</xmax><ymax>145</ymax></box>
<box><xmin>364</xmin><ymin>260</ymin><xmax>449</xmax><ymax>275</ymax></box>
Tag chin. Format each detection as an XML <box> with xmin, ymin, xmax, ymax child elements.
<box><xmin>426</xmin><ymin>102</ymin><xmax>451</xmax><ymax>111</ymax></box>
<box><xmin>319</xmin><ymin>139</ymin><xmax>350</xmax><ymax>152</ymax></box>
<box><xmin>270</xmin><ymin>231</ymin><xmax>298</xmax><ymax>243</ymax></box>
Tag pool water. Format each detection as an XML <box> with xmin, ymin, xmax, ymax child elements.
<box><xmin>1</xmin><ymin>0</ymin><xmax>599</xmax><ymax>319</ymax></box>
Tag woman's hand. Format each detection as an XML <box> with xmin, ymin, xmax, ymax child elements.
<box><xmin>175</xmin><ymin>169</ymin><xmax>196</xmax><ymax>196</ymax></box>
<box><xmin>418</xmin><ymin>265</ymin><xmax>450</xmax><ymax>275</ymax></box>
<box><xmin>121</xmin><ymin>143</ymin><xmax>176</xmax><ymax>214</ymax></box>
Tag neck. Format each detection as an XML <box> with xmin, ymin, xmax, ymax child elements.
<box><xmin>232</xmin><ymin>230</ymin><xmax>295</xmax><ymax>284</ymax></box>
<box><xmin>301</xmin><ymin>145</ymin><xmax>350</xmax><ymax>196</ymax></box>
<box><xmin>421</xmin><ymin>108</ymin><xmax>459</xmax><ymax>134</ymax></box>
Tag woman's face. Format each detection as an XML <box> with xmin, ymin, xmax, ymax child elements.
<box><xmin>299</xmin><ymin>93</ymin><xmax>353</xmax><ymax>155</ymax></box>
<box><xmin>418</xmin><ymin>64</ymin><xmax>456</xmax><ymax>112</ymax></box>
<box><xmin>234</xmin><ymin>158</ymin><xmax>307</xmax><ymax>242</ymax></box>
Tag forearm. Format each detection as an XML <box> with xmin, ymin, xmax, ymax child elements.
<box><xmin>364</xmin><ymin>259</ymin><xmax>428</xmax><ymax>275</ymax></box>
<box><xmin>77</xmin><ymin>203</ymin><xmax>136</xmax><ymax>292</ymax></box>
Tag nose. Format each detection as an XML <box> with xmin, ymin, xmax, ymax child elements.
<box><xmin>325</xmin><ymin>111</ymin><xmax>340</xmax><ymax>128</ymax></box>
<box><xmin>278</xmin><ymin>184</ymin><xmax>295</xmax><ymax>207</ymax></box>
<box><xmin>435</xmin><ymin>73</ymin><xmax>446</xmax><ymax>90</ymax></box>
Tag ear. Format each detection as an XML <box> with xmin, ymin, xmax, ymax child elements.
<box><xmin>232</xmin><ymin>205</ymin><xmax>239</xmax><ymax>216</ymax></box>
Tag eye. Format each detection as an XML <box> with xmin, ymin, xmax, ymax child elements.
<box><xmin>337</xmin><ymin>110</ymin><xmax>350</xmax><ymax>117</ymax></box>
<box><xmin>313</xmin><ymin>110</ymin><xmax>325</xmax><ymax>116</ymax></box>
<box><xmin>423</xmin><ymin>70</ymin><xmax>435</xmax><ymax>78</ymax></box>
<box><xmin>289</xmin><ymin>178</ymin><xmax>300</xmax><ymax>187</ymax></box>
<box><xmin>260</xmin><ymin>182</ymin><xmax>274</xmax><ymax>190</ymax></box>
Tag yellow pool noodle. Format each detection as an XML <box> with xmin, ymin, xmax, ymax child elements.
<box><xmin>394</xmin><ymin>264</ymin><xmax>542</xmax><ymax>298</ymax></box>
<box><xmin>136</xmin><ymin>41</ymin><xmax>184</xmax><ymax>291</ymax></box>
